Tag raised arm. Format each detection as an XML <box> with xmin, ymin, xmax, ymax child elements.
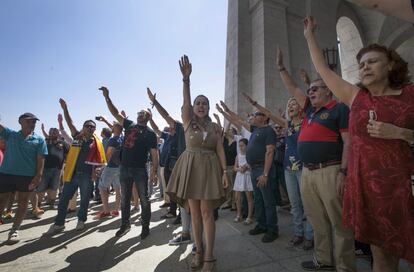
<box><xmin>277</xmin><ymin>47</ymin><xmax>307</xmax><ymax>108</ymax></box>
<box><xmin>59</xmin><ymin>98</ymin><xmax>79</xmax><ymax>137</ymax></box>
<box><xmin>99</xmin><ymin>86</ymin><xmax>125</xmax><ymax>124</ymax></box>
<box><xmin>57</xmin><ymin>114</ymin><xmax>72</xmax><ymax>143</ymax></box>
<box><xmin>220</xmin><ymin>101</ymin><xmax>251</xmax><ymax>131</ymax></box>
<box><xmin>96</xmin><ymin>116</ymin><xmax>113</xmax><ymax>129</ymax></box>
<box><xmin>243</xmin><ymin>93</ymin><xmax>288</xmax><ymax>128</ymax></box>
<box><xmin>147</xmin><ymin>87</ymin><xmax>175</xmax><ymax>127</ymax></box>
<box><xmin>41</xmin><ymin>123</ymin><xmax>49</xmax><ymax>138</ymax></box>
<box><xmin>215</xmin><ymin>104</ymin><xmax>241</xmax><ymax>131</ymax></box>
<box><xmin>215</xmin><ymin>125</ymin><xmax>229</xmax><ymax>189</ymax></box>
<box><xmin>180</xmin><ymin>55</ymin><xmax>192</xmax><ymax>126</ymax></box>
<box><xmin>304</xmin><ymin>16</ymin><xmax>359</xmax><ymax>107</ymax></box>
<box><xmin>147</xmin><ymin>109</ymin><xmax>162</xmax><ymax>136</ymax></box>
<box><xmin>213</xmin><ymin>113</ymin><xmax>223</xmax><ymax>131</ymax></box>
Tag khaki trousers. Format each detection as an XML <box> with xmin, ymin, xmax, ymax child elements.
<box><xmin>224</xmin><ymin>166</ymin><xmax>236</xmax><ymax>207</ymax></box>
<box><xmin>301</xmin><ymin>164</ymin><xmax>356</xmax><ymax>272</ymax></box>
<box><xmin>160</xmin><ymin>167</ymin><xmax>170</xmax><ymax>203</ymax></box>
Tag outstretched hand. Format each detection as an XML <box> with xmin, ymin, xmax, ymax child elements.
<box><xmin>59</xmin><ymin>98</ymin><xmax>67</xmax><ymax>110</ymax></box>
<box><xmin>147</xmin><ymin>87</ymin><xmax>156</xmax><ymax>104</ymax></box>
<box><xmin>216</xmin><ymin>103</ymin><xmax>224</xmax><ymax>114</ymax></box>
<box><xmin>120</xmin><ymin>110</ymin><xmax>127</xmax><ymax>118</ymax></box>
<box><xmin>303</xmin><ymin>16</ymin><xmax>317</xmax><ymax>39</ymax></box>
<box><xmin>41</xmin><ymin>123</ymin><xmax>45</xmax><ymax>130</ymax></box>
<box><xmin>220</xmin><ymin>101</ymin><xmax>230</xmax><ymax>112</ymax></box>
<box><xmin>99</xmin><ymin>86</ymin><xmax>109</xmax><ymax>98</ymax></box>
<box><xmin>242</xmin><ymin>93</ymin><xmax>255</xmax><ymax>105</ymax></box>
<box><xmin>276</xmin><ymin>46</ymin><xmax>284</xmax><ymax>69</ymax></box>
<box><xmin>179</xmin><ymin>55</ymin><xmax>192</xmax><ymax>78</ymax></box>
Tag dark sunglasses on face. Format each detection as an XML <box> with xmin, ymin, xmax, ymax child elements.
<box><xmin>84</xmin><ymin>125</ymin><xmax>96</xmax><ymax>129</ymax></box>
<box><xmin>307</xmin><ymin>85</ymin><xmax>328</xmax><ymax>95</ymax></box>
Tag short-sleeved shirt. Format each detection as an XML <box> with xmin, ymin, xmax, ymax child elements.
<box><xmin>102</xmin><ymin>137</ymin><xmax>111</xmax><ymax>151</ymax></box>
<box><xmin>107</xmin><ymin>135</ymin><xmax>123</xmax><ymax>168</ymax></box>
<box><xmin>284</xmin><ymin>120</ymin><xmax>303</xmax><ymax>171</ymax></box>
<box><xmin>44</xmin><ymin>139</ymin><xmax>70</xmax><ymax>169</ymax></box>
<box><xmin>0</xmin><ymin>128</ymin><xmax>48</xmax><ymax>177</ymax></box>
<box><xmin>297</xmin><ymin>99</ymin><xmax>349</xmax><ymax>164</ymax></box>
<box><xmin>246</xmin><ymin>125</ymin><xmax>277</xmax><ymax>166</ymax></box>
<box><xmin>73</xmin><ymin>138</ymin><xmax>93</xmax><ymax>174</ymax></box>
<box><xmin>121</xmin><ymin>119</ymin><xmax>157</xmax><ymax>168</ymax></box>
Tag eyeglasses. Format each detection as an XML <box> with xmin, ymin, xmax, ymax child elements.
<box><xmin>84</xmin><ymin>125</ymin><xmax>96</xmax><ymax>129</ymax></box>
<box><xmin>306</xmin><ymin>85</ymin><xmax>328</xmax><ymax>95</ymax></box>
<box><xmin>253</xmin><ymin>112</ymin><xmax>266</xmax><ymax>117</ymax></box>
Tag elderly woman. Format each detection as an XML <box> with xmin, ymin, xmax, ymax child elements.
<box><xmin>167</xmin><ymin>55</ymin><xmax>228</xmax><ymax>272</ymax></box>
<box><xmin>304</xmin><ymin>16</ymin><xmax>414</xmax><ymax>272</ymax></box>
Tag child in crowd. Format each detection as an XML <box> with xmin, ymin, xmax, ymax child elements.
<box><xmin>233</xmin><ymin>138</ymin><xmax>254</xmax><ymax>224</ymax></box>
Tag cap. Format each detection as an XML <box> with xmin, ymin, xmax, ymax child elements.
<box><xmin>18</xmin><ymin>112</ymin><xmax>39</xmax><ymax>121</ymax></box>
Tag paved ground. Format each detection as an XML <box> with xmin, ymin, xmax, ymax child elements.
<box><xmin>0</xmin><ymin>190</ymin><xmax>410</xmax><ymax>272</ymax></box>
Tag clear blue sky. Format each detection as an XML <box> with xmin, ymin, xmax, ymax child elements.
<box><xmin>0</xmin><ymin>0</ymin><xmax>228</xmax><ymax>135</ymax></box>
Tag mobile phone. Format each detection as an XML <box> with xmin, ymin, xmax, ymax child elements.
<box><xmin>95</xmin><ymin>116</ymin><xmax>102</xmax><ymax>121</ymax></box>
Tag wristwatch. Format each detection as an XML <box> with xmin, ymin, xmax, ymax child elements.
<box><xmin>263</xmin><ymin>173</ymin><xmax>268</xmax><ymax>177</ymax></box>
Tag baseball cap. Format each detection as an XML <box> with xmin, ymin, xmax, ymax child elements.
<box><xmin>18</xmin><ymin>112</ymin><xmax>39</xmax><ymax>121</ymax></box>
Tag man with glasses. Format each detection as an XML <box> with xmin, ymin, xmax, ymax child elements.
<box><xmin>278</xmin><ymin>48</ymin><xmax>355</xmax><ymax>271</ymax></box>
<box><xmin>46</xmin><ymin>99</ymin><xmax>104</xmax><ymax>234</ymax></box>
<box><xmin>246</xmin><ymin>110</ymin><xmax>279</xmax><ymax>243</ymax></box>
<box><xmin>99</xmin><ymin>86</ymin><xmax>158</xmax><ymax>239</ymax></box>
<box><xmin>0</xmin><ymin>113</ymin><xmax>47</xmax><ymax>242</ymax></box>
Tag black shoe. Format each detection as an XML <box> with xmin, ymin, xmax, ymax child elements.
<box><xmin>249</xmin><ymin>225</ymin><xmax>267</xmax><ymax>235</ymax></box>
<box><xmin>115</xmin><ymin>225</ymin><xmax>131</xmax><ymax>237</ymax></box>
<box><xmin>140</xmin><ymin>226</ymin><xmax>150</xmax><ymax>239</ymax></box>
<box><xmin>160</xmin><ymin>212</ymin><xmax>176</xmax><ymax>219</ymax></box>
<box><xmin>301</xmin><ymin>259</ymin><xmax>335</xmax><ymax>271</ymax></box>
<box><xmin>261</xmin><ymin>231</ymin><xmax>279</xmax><ymax>243</ymax></box>
<box><xmin>172</xmin><ymin>215</ymin><xmax>182</xmax><ymax>225</ymax></box>
<box><xmin>221</xmin><ymin>205</ymin><xmax>231</xmax><ymax>210</ymax></box>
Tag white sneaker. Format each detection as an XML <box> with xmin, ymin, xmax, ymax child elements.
<box><xmin>75</xmin><ymin>220</ymin><xmax>85</xmax><ymax>231</ymax></box>
<box><xmin>7</xmin><ymin>229</ymin><xmax>19</xmax><ymax>242</ymax></box>
<box><xmin>45</xmin><ymin>224</ymin><xmax>65</xmax><ymax>235</ymax></box>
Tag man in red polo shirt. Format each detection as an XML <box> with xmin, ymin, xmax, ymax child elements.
<box><xmin>278</xmin><ymin>48</ymin><xmax>355</xmax><ymax>271</ymax></box>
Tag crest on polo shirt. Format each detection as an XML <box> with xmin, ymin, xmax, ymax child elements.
<box><xmin>320</xmin><ymin>112</ymin><xmax>330</xmax><ymax>120</ymax></box>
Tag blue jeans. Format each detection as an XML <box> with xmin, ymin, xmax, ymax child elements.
<box><xmin>55</xmin><ymin>172</ymin><xmax>93</xmax><ymax>226</ymax></box>
<box><xmin>251</xmin><ymin>166</ymin><xmax>279</xmax><ymax>233</ymax></box>
<box><xmin>120</xmin><ymin>166</ymin><xmax>151</xmax><ymax>227</ymax></box>
<box><xmin>284</xmin><ymin>169</ymin><xmax>314</xmax><ymax>240</ymax></box>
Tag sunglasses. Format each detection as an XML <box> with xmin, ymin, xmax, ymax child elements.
<box><xmin>306</xmin><ymin>85</ymin><xmax>328</xmax><ymax>95</ymax></box>
<box><xmin>253</xmin><ymin>112</ymin><xmax>266</xmax><ymax>117</ymax></box>
<box><xmin>84</xmin><ymin>125</ymin><xmax>96</xmax><ymax>129</ymax></box>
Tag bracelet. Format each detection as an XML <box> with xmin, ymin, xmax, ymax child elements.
<box><xmin>279</xmin><ymin>67</ymin><xmax>286</xmax><ymax>72</ymax></box>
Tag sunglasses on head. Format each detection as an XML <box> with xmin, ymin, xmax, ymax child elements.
<box><xmin>306</xmin><ymin>85</ymin><xmax>327</xmax><ymax>95</ymax></box>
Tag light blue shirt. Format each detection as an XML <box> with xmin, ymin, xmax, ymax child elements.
<box><xmin>0</xmin><ymin>128</ymin><xmax>48</xmax><ymax>176</ymax></box>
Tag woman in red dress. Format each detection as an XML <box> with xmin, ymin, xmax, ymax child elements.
<box><xmin>303</xmin><ymin>16</ymin><xmax>414</xmax><ymax>272</ymax></box>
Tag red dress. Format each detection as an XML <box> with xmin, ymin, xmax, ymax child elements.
<box><xmin>343</xmin><ymin>85</ymin><xmax>414</xmax><ymax>263</ymax></box>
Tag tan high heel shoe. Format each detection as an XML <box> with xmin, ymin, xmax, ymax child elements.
<box><xmin>190</xmin><ymin>252</ymin><xmax>203</xmax><ymax>271</ymax></box>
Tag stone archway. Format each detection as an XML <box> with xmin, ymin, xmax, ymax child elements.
<box><xmin>336</xmin><ymin>16</ymin><xmax>364</xmax><ymax>83</ymax></box>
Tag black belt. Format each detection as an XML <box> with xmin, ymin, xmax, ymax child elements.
<box><xmin>304</xmin><ymin>160</ymin><xmax>341</xmax><ymax>171</ymax></box>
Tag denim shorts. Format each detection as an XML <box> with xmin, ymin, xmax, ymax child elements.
<box><xmin>36</xmin><ymin>168</ymin><xmax>62</xmax><ymax>192</ymax></box>
<box><xmin>99</xmin><ymin>167</ymin><xmax>121</xmax><ymax>190</ymax></box>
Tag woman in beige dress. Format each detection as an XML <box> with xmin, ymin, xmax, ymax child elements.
<box><xmin>167</xmin><ymin>55</ymin><xmax>229</xmax><ymax>272</ymax></box>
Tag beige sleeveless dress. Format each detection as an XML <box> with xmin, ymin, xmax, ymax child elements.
<box><xmin>166</xmin><ymin>121</ymin><xmax>226</xmax><ymax>210</ymax></box>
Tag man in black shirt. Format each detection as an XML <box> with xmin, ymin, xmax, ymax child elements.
<box><xmin>37</xmin><ymin>127</ymin><xmax>69</xmax><ymax>209</ymax></box>
<box><xmin>246</xmin><ymin>111</ymin><xmax>279</xmax><ymax>243</ymax></box>
<box><xmin>100</xmin><ymin>86</ymin><xmax>158</xmax><ymax>239</ymax></box>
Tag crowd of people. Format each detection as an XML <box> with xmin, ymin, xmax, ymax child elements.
<box><xmin>0</xmin><ymin>15</ymin><xmax>413</xmax><ymax>272</ymax></box>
